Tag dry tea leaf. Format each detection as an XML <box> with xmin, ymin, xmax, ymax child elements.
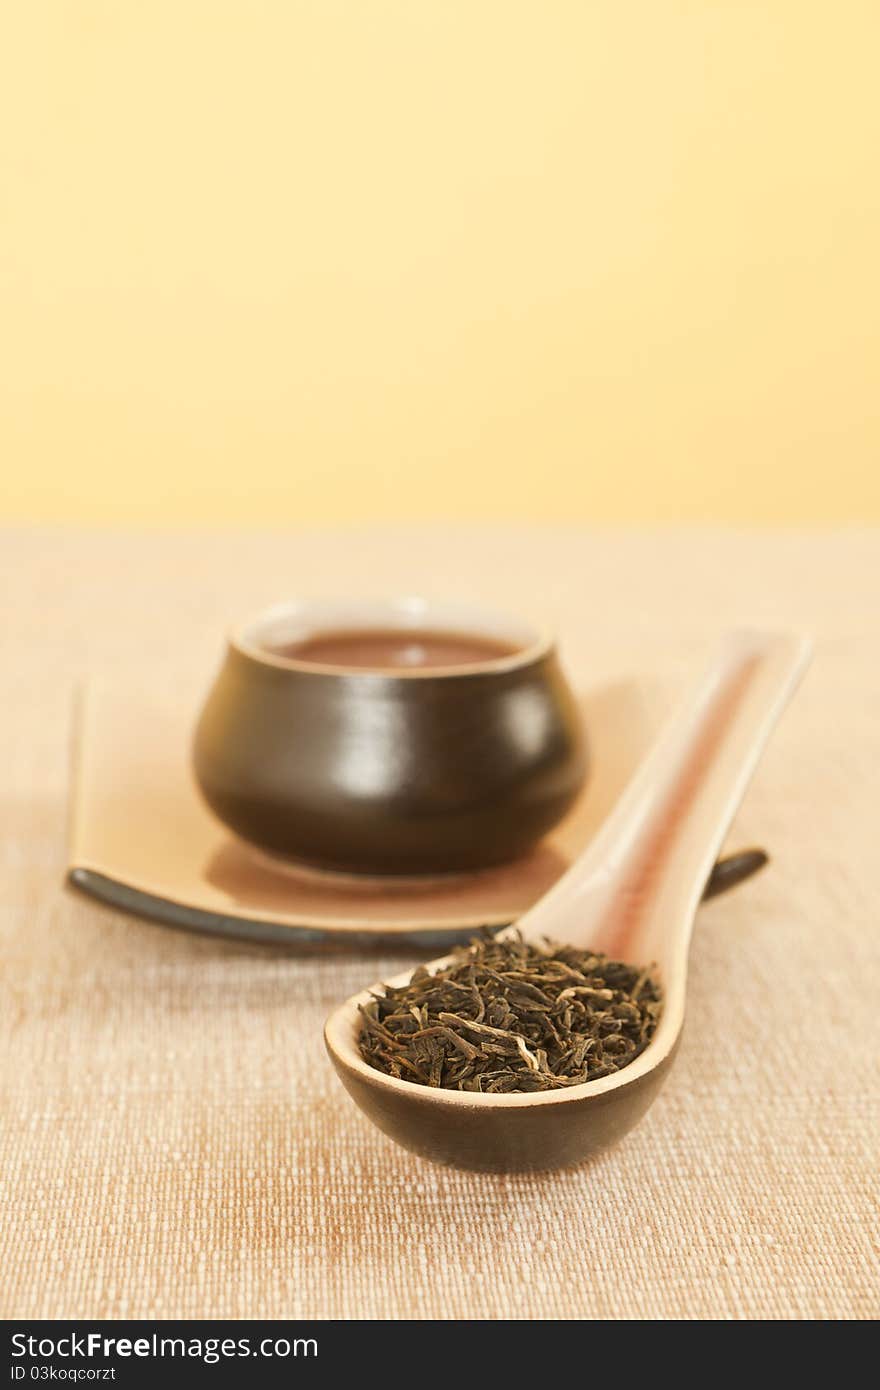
<box><xmin>358</xmin><ymin>932</ymin><xmax>662</xmax><ymax>1093</ymax></box>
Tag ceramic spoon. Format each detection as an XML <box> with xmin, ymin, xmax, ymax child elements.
<box><xmin>325</xmin><ymin>630</ymin><xmax>811</xmax><ymax>1172</ymax></box>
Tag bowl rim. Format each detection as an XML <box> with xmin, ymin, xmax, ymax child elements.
<box><xmin>230</xmin><ymin>595</ymin><xmax>555</xmax><ymax>678</ymax></box>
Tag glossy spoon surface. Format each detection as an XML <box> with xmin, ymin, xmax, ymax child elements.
<box><xmin>325</xmin><ymin>631</ymin><xmax>811</xmax><ymax>1171</ymax></box>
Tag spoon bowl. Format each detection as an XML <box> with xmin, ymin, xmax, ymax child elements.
<box><xmin>325</xmin><ymin>631</ymin><xmax>811</xmax><ymax>1171</ymax></box>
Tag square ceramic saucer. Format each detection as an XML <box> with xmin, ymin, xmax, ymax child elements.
<box><xmin>68</xmin><ymin>679</ymin><xmax>664</xmax><ymax>947</ymax></box>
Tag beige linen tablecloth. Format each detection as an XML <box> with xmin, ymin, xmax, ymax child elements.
<box><xmin>1</xmin><ymin>527</ymin><xmax>877</xmax><ymax>1320</ymax></box>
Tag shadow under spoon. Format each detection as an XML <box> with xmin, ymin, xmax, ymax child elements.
<box><xmin>325</xmin><ymin>629</ymin><xmax>811</xmax><ymax>1172</ymax></box>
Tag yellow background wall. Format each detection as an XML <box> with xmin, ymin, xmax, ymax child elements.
<box><xmin>1</xmin><ymin>2</ymin><xmax>877</xmax><ymax>526</ymax></box>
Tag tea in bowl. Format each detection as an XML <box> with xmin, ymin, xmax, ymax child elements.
<box><xmin>192</xmin><ymin>598</ymin><xmax>587</xmax><ymax>875</ymax></box>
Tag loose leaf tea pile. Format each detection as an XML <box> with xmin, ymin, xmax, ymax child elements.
<box><xmin>358</xmin><ymin>933</ymin><xmax>663</xmax><ymax>1093</ymax></box>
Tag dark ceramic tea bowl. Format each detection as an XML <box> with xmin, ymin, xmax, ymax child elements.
<box><xmin>193</xmin><ymin>598</ymin><xmax>587</xmax><ymax>875</ymax></box>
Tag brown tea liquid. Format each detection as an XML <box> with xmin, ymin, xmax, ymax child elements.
<box><xmin>267</xmin><ymin>628</ymin><xmax>521</xmax><ymax>670</ymax></box>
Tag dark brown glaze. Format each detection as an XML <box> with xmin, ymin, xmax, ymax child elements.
<box><xmin>702</xmin><ymin>847</ymin><xmax>768</xmax><ymax>898</ymax></box>
<box><xmin>193</xmin><ymin>641</ymin><xmax>587</xmax><ymax>875</ymax></box>
<box><xmin>326</xmin><ymin>1032</ymin><xmax>679</xmax><ymax>1172</ymax></box>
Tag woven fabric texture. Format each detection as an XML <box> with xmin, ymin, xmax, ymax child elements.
<box><xmin>1</xmin><ymin>527</ymin><xmax>877</xmax><ymax>1320</ymax></box>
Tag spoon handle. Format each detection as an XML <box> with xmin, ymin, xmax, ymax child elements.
<box><xmin>518</xmin><ymin>630</ymin><xmax>811</xmax><ymax>951</ymax></box>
